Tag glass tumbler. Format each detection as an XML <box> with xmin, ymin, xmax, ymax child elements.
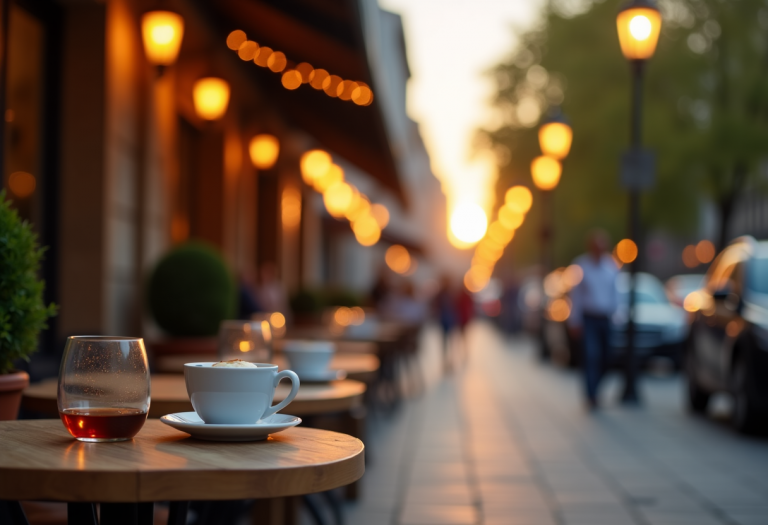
<box><xmin>218</xmin><ymin>320</ymin><xmax>273</xmax><ymax>363</ymax></box>
<box><xmin>57</xmin><ymin>336</ymin><xmax>150</xmax><ymax>442</ymax></box>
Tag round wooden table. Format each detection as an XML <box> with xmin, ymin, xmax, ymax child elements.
<box><xmin>0</xmin><ymin>419</ymin><xmax>364</xmax><ymax>524</ymax></box>
<box><xmin>22</xmin><ymin>376</ymin><xmax>366</xmax><ymax>418</ymax></box>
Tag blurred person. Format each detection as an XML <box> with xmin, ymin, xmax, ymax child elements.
<box><xmin>568</xmin><ymin>229</ymin><xmax>619</xmax><ymax>409</ymax></box>
<box><xmin>432</xmin><ymin>275</ymin><xmax>457</xmax><ymax>370</ymax></box>
<box><xmin>255</xmin><ymin>262</ymin><xmax>289</xmax><ymax>316</ymax></box>
<box><xmin>455</xmin><ymin>286</ymin><xmax>475</xmax><ymax>361</ymax></box>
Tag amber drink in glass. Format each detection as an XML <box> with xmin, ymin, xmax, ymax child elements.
<box><xmin>57</xmin><ymin>336</ymin><xmax>150</xmax><ymax>442</ymax></box>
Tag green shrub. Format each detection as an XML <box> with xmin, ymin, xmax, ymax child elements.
<box><xmin>147</xmin><ymin>242</ymin><xmax>236</xmax><ymax>337</ymax></box>
<box><xmin>0</xmin><ymin>191</ymin><xmax>57</xmax><ymax>374</ymax></box>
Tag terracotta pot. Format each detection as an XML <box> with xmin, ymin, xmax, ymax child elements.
<box><xmin>0</xmin><ymin>371</ymin><xmax>30</xmax><ymax>421</ymax></box>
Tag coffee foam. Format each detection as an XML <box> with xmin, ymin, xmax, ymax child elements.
<box><xmin>211</xmin><ymin>359</ymin><xmax>258</xmax><ymax>368</ymax></box>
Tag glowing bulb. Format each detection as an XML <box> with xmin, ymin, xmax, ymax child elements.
<box><xmin>616</xmin><ymin>239</ymin><xmax>638</xmax><ymax>264</ymax></box>
<box><xmin>505</xmin><ymin>186</ymin><xmax>533</xmax><ymax>214</ymax></box>
<box><xmin>193</xmin><ymin>78</ymin><xmax>230</xmax><ymax>121</ymax></box>
<box><xmin>531</xmin><ymin>156</ymin><xmax>562</xmax><ymax>191</ymax></box>
<box><xmin>141</xmin><ymin>11</ymin><xmax>184</xmax><ymax>66</ymax></box>
<box><xmin>249</xmin><ymin>134</ymin><xmax>279</xmax><ymax>169</ymax></box>
<box><xmin>300</xmin><ymin>150</ymin><xmax>332</xmax><ymax>185</ymax></box>
<box><xmin>385</xmin><ymin>245</ymin><xmax>411</xmax><ymax>274</ymax></box>
<box><xmin>450</xmin><ymin>203</ymin><xmax>488</xmax><ymax>245</ymax></box>
<box><xmin>270</xmin><ymin>312</ymin><xmax>286</xmax><ymax>329</ymax></box>
<box><xmin>629</xmin><ymin>15</ymin><xmax>652</xmax><ymax>40</ymax></box>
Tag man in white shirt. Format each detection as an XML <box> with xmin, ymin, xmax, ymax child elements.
<box><xmin>568</xmin><ymin>230</ymin><xmax>620</xmax><ymax>408</ymax></box>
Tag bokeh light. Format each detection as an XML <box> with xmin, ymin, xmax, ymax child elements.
<box><xmin>498</xmin><ymin>206</ymin><xmax>524</xmax><ymax>230</ymax></box>
<box><xmin>531</xmin><ymin>156</ymin><xmax>562</xmax><ymax>191</ymax></box>
<box><xmin>450</xmin><ymin>202</ymin><xmax>488</xmax><ymax>245</ymax></box>
<box><xmin>616</xmin><ymin>238</ymin><xmax>638</xmax><ymax>264</ymax></box>
<box><xmin>353</xmin><ymin>215</ymin><xmax>381</xmax><ymax>246</ymax></box>
<box><xmin>281</xmin><ymin>70</ymin><xmax>302</xmax><ymax>90</ymax></box>
<box><xmin>226</xmin><ymin>30</ymin><xmax>247</xmax><ymax>50</ymax></box>
<box><xmin>695</xmin><ymin>240</ymin><xmax>715</xmax><ymax>264</ymax></box>
<box><xmin>562</xmin><ymin>264</ymin><xmax>584</xmax><ymax>288</ymax></box>
<box><xmin>505</xmin><ymin>186</ymin><xmax>533</xmax><ymax>214</ymax></box>
<box><xmin>238</xmin><ymin>40</ymin><xmax>259</xmax><ymax>61</ymax></box>
<box><xmin>385</xmin><ymin>245</ymin><xmax>411</xmax><ymax>274</ymax></box>
<box><xmin>314</xmin><ymin>164</ymin><xmax>344</xmax><ymax>192</ymax></box>
<box><xmin>682</xmin><ymin>245</ymin><xmax>698</xmax><ymax>268</ymax></box>
<box><xmin>8</xmin><ymin>171</ymin><xmax>36</xmax><ymax>198</ymax></box>
<box><xmin>309</xmin><ymin>69</ymin><xmax>329</xmax><ymax>90</ymax></box>
<box><xmin>254</xmin><ymin>46</ymin><xmax>273</xmax><ymax>67</ymax></box>
<box><xmin>249</xmin><ymin>134</ymin><xmax>280</xmax><ymax>169</ymax></box>
<box><xmin>548</xmin><ymin>297</ymin><xmax>571</xmax><ymax>322</ymax></box>
<box><xmin>323</xmin><ymin>75</ymin><xmax>342</xmax><ymax>97</ymax></box>
<box><xmin>300</xmin><ymin>150</ymin><xmax>332</xmax><ymax>185</ymax></box>
<box><xmin>192</xmin><ymin>77</ymin><xmax>230</xmax><ymax>120</ymax></box>
<box><xmin>269</xmin><ymin>312</ymin><xmax>286</xmax><ymax>329</ymax></box>
<box><xmin>538</xmin><ymin>122</ymin><xmax>573</xmax><ymax>160</ymax></box>
<box><xmin>141</xmin><ymin>11</ymin><xmax>184</xmax><ymax>66</ymax></box>
<box><xmin>268</xmin><ymin>51</ymin><xmax>287</xmax><ymax>72</ymax></box>
<box><xmin>683</xmin><ymin>291</ymin><xmax>702</xmax><ymax>313</ymax></box>
<box><xmin>296</xmin><ymin>62</ymin><xmax>314</xmax><ymax>83</ymax></box>
<box><xmin>370</xmin><ymin>203</ymin><xmax>390</xmax><ymax>229</ymax></box>
<box><xmin>323</xmin><ymin>182</ymin><xmax>354</xmax><ymax>217</ymax></box>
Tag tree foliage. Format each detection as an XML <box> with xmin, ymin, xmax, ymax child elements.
<box><xmin>0</xmin><ymin>191</ymin><xmax>57</xmax><ymax>374</ymax></box>
<box><xmin>480</xmin><ymin>0</ymin><xmax>768</xmax><ymax>268</ymax></box>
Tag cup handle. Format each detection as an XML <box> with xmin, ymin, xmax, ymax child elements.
<box><xmin>263</xmin><ymin>370</ymin><xmax>300</xmax><ymax>419</ymax></box>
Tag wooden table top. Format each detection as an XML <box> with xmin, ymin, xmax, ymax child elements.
<box><xmin>153</xmin><ymin>353</ymin><xmax>379</xmax><ymax>383</ymax></box>
<box><xmin>23</xmin><ymin>376</ymin><xmax>366</xmax><ymax>418</ymax></box>
<box><xmin>0</xmin><ymin>420</ymin><xmax>364</xmax><ymax>502</ymax></box>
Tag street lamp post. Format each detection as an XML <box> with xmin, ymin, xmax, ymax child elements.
<box><xmin>532</xmin><ymin>110</ymin><xmax>572</xmax><ymax>359</ymax></box>
<box><xmin>616</xmin><ymin>0</ymin><xmax>661</xmax><ymax>404</ymax></box>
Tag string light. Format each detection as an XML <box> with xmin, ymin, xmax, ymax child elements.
<box><xmin>465</xmin><ymin>185</ymin><xmax>534</xmax><ymax>292</ymax></box>
<box><xmin>226</xmin><ymin>30</ymin><xmax>373</xmax><ymax>105</ymax></box>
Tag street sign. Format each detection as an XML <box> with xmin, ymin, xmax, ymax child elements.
<box><xmin>620</xmin><ymin>149</ymin><xmax>655</xmax><ymax>189</ymax></box>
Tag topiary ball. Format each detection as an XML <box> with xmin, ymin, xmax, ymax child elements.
<box><xmin>148</xmin><ymin>242</ymin><xmax>236</xmax><ymax>337</ymax></box>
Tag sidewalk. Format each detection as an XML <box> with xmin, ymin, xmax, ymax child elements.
<box><xmin>335</xmin><ymin>321</ymin><xmax>768</xmax><ymax>525</ymax></box>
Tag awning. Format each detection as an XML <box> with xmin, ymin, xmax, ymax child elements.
<box><xmin>198</xmin><ymin>0</ymin><xmax>406</xmax><ymax>203</ymax></box>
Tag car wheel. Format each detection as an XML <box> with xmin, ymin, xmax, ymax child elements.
<box><xmin>731</xmin><ymin>356</ymin><xmax>765</xmax><ymax>434</ymax></box>
<box><xmin>686</xmin><ymin>349</ymin><xmax>710</xmax><ymax>414</ymax></box>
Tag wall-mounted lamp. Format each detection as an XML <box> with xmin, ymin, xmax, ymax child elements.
<box><xmin>141</xmin><ymin>10</ymin><xmax>184</xmax><ymax>67</ymax></box>
<box><xmin>249</xmin><ymin>134</ymin><xmax>280</xmax><ymax>169</ymax></box>
<box><xmin>193</xmin><ymin>77</ymin><xmax>230</xmax><ymax>121</ymax></box>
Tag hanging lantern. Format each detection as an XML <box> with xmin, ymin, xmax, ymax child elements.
<box><xmin>141</xmin><ymin>11</ymin><xmax>184</xmax><ymax>66</ymax></box>
<box><xmin>193</xmin><ymin>78</ymin><xmax>230</xmax><ymax>121</ymax></box>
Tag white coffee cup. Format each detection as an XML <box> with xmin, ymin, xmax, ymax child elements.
<box><xmin>184</xmin><ymin>363</ymin><xmax>300</xmax><ymax>424</ymax></box>
<box><xmin>282</xmin><ymin>340</ymin><xmax>335</xmax><ymax>375</ymax></box>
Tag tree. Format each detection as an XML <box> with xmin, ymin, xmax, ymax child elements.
<box><xmin>480</xmin><ymin>0</ymin><xmax>768</xmax><ymax>268</ymax></box>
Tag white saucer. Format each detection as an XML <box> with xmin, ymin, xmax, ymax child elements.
<box><xmin>160</xmin><ymin>412</ymin><xmax>301</xmax><ymax>441</ymax></box>
<box><xmin>294</xmin><ymin>369</ymin><xmax>347</xmax><ymax>383</ymax></box>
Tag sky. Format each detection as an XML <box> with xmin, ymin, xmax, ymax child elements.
<box><xmin>378</xmin><ymin>0</ymin><xmax>544</xmax><ymax>219</ymax></box>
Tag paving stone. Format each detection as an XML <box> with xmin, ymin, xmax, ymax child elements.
<box><xmin>399</xmin><ymin>504</ymin><xmax>478</xmax><ymax>525</ymax></box>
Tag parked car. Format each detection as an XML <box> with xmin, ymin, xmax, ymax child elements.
<box><xmin>541</xmin><ymin>269</ymin><xmax>688</xmax><ymax>368</ymax></box>
<box><xmin>665</xmin><ymin>274</ymin><xmax>705</xmax><ymax>308</ymax></box>
<box><xmin>686</xmin><ymin>236</ymin><xmax>768</xmax><ymax>433</ymax></box>
<box><xmin>611</xmin><ymin>272</ymin><xmax>689</xmax><ymax>368</ymax></box>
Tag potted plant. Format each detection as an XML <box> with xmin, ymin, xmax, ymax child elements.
<box><xmin>0</xmin><ymin>191</ymin><xmax>57</xmax><ymax>420</ymax></box>
<box><xmin>146</xmin><ymin>242</ymin><xmax>236</xmax><ymax>366</ymax></box>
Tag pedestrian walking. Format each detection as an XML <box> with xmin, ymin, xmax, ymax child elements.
<box><xmin>568</xmin><ymin>229</ymin><xmax>619</xmax><ymax>409</ymax></box>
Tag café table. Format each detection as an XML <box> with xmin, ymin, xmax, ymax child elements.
<box><xmin>152</xmin><ymin>353</ymin><xmax>380</xmax><ymax>384</ymax></box>
<box><xmin>0</xmin><ymin>419</ymin><xmax>364</xmax><ymax>525</ymax></box>
<box><xmin>22</xmin><ymin>376</ymin><xmax>366</xmax><ymax>419</ymax></box>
